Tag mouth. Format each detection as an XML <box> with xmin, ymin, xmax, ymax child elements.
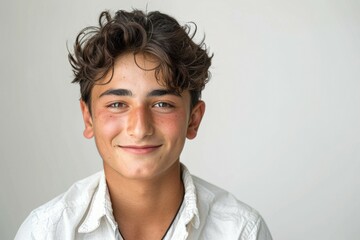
<box><xmin>117</xmin><ymin>144</ymin><xmax>162</xmax><ymax>154</ymax></box>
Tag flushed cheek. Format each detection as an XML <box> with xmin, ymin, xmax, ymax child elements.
<box><xmin>156</xmin><ymin>113</ymin><xmax>188</xmax><ymax>137</ymax></box>
<box><xmin>93</xmin><ymin>111</ymin><xmax>126</xmax><ymax>141</ymax></box>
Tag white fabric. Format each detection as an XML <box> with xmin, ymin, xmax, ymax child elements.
<box><xmin>15</xmin><ymin>164</ymin><xmax>272</xmax><ymax>240</ymax></box>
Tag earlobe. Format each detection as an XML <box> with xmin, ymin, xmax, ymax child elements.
<box><xmin>80</xmin><ymin>100</ymin><xmax>94</xmax><ymax>139</ymax></box>
<box><xmin>187</xmin><ymin>101</ymin><xmax>206</xmax><ymax>139</ymax></box>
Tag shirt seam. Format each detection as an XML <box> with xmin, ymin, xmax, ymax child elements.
<box><xmin>246</xmin><ymin>215</ymin><xmax>261</xmax><ymax>239</ymax></box>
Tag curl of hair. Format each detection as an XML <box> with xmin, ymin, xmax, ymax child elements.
<box><xmin>68</xmin><ymin>9</ymin><xmax>213</xmax><ymax>109</ymax></box>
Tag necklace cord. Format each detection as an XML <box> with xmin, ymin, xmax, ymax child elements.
<box><xmin>118</xmin><ymin>192</ymin><xmax>185</xmax><ymax>240</ymax></box>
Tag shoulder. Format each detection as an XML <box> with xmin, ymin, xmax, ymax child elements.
<box><xmin>192</xmin><ymin>175</ymin><xmax>259</xmax><ymax>219</ymax></box>
<box><xmin>15</xmin><ymin>171</ymin><xmax>103</xmax><ymax>239</ymax></box>
<box><xmin>192</xmin><ymin>176</ymin><xmax>272</xmax><ymax>239</ymax></box>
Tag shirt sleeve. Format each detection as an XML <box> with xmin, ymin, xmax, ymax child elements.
<box><xmin>14</xmin><ymin>212</ymin><xmax>36</xmax><ymax>240</ymax></box>
<box><xmin>246</xmin><ymin>215</ymin><xmax>273</xmax><ymax>240</ymax></box>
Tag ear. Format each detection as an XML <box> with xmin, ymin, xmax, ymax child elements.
<box><xmin>80</xmin><ymin>100</ymin><xmax>94</xmax><ymax>139</ymax></box>
<box><xmin>187</xmin><ymin>101</ymin><xmax>206</xmax><ymax>139</ymax></box>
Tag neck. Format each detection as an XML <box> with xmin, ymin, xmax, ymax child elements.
<box><xmin>104</xmin><ymin>162</ymin><xmax>184</xmax><ymax>240</ymax></box>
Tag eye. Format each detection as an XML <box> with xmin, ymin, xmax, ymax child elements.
<box><xmin>153</xmin><ymin>102</ymin><xmax>174</xmax><ymax>108</ymax></box>
<box><xmin>152</xmin><ymin>101</ymin><xmax>176</xmax><ymax>113</ymax></box>
<box><xmin>107</xmin><ymin>102</ymin><xmax>127</xmax><ymax>109</ymax></box>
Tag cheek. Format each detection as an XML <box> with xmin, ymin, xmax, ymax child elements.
<box><xmin>93</xmin><ymin>111</ymin><xmax>125</xmax><ymax>138</ymax></box>
<box><xmin>156</xmin><ymin>112</ymin><xmax>189</xmax><ymax>136</ymax></box>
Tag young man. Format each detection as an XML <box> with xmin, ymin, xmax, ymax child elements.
<box><xmin>15</xmin><ymin>9</ymin><xmax>272</xmax><ymax>240</ymax></box>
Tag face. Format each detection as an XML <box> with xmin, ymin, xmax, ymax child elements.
<box><xmin>80</xmin><ymin>53</ymin><xmax>205</xmax><ymax>180</ymax></box>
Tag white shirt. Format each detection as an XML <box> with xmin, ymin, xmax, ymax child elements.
<box><xmin>15</xmin><ymin>164</ymin><xmax>272</xmax><ymax>240</ymax></box>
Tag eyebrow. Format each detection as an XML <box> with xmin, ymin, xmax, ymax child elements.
<box><xmin>99</xmin><ymin>88</ymin><xmax>180</xmax><ymax>98</ymax></box>
<box><xmin>99</xmin><ymin>89</ymin><xmax>132</xmax><ymax>98</ymax></box>
<box><xmin>147</xmin><ymin>89</ymin><xmax>180</xmax><ymax>97</ymax></box>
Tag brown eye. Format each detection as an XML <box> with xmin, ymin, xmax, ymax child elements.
<box><xmin>108</xmin><ymin>102</ymin><xmax>127</xmax><ymax>108</ymax></box>
<box><xmin>153</xmin><ymin>102</ymin><xmax>174</xmax><ymax>108</ymax></box>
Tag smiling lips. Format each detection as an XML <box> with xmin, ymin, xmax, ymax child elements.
<box><xmin>118</xmin><ymin>145</ymin><xmax>162</xmax><ymax>154</ymax></box>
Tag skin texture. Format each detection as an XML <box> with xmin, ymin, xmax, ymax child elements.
<box><xmin>80</xmin><ymin>53</ymin><xmax>205</xmax><ymax>239</ymax></box>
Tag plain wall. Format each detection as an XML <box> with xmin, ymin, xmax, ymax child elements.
<box><xmin>1</xmin><ymin>0</ymin><xmax>359</xmax><ymax>239</ymax></box>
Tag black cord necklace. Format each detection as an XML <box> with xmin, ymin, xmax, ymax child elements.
<box><xmin>161</xmin><ymin>194</ymin><xmax>184</xmax><ymax>240</ymax></box>
<box><xmin>119</xmin><ymin>194</ymin><xmax>185</xmax><ymax>240</ymax></box>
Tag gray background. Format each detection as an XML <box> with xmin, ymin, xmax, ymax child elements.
<box><xmin>1</xmin><ymin>0</ymin><xmax>359</xmax><ymax>239</ymax></box>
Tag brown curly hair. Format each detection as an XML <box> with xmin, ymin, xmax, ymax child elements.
<box><xmin>68</xmin><ymin>9</ymin><xmax>213</xmax><ymax>111</ymax></box>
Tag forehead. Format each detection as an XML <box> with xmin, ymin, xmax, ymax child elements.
<box><xmin>91</xmin><ymin>53</ymin><xmax>190</xmax><ymax>100</ymax></box>
<box><xmin>93</xmin><ymin>53</ymin><xmax>163</xmax><ymax>91</ymax></box>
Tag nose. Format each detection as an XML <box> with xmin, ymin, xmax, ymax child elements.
<box><xmin>126</xmin><ymin>106</ymin><xmax>154</xmax><ymax>139</ymax></box>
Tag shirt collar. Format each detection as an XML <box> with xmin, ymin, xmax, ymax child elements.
<box><xmin>181</xmin><ymin>163</ymin><xmax>200</xmax><ymax>229</ymax></box>
<box><xmin>77</xmin><ymin>164</ymin><xmax>201</xmax><ymax>233</ymax></box>
<box><xmin>78</xmin><ymin>171</ymin><xmax>117</xmax><ymax>233</ymax></box>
